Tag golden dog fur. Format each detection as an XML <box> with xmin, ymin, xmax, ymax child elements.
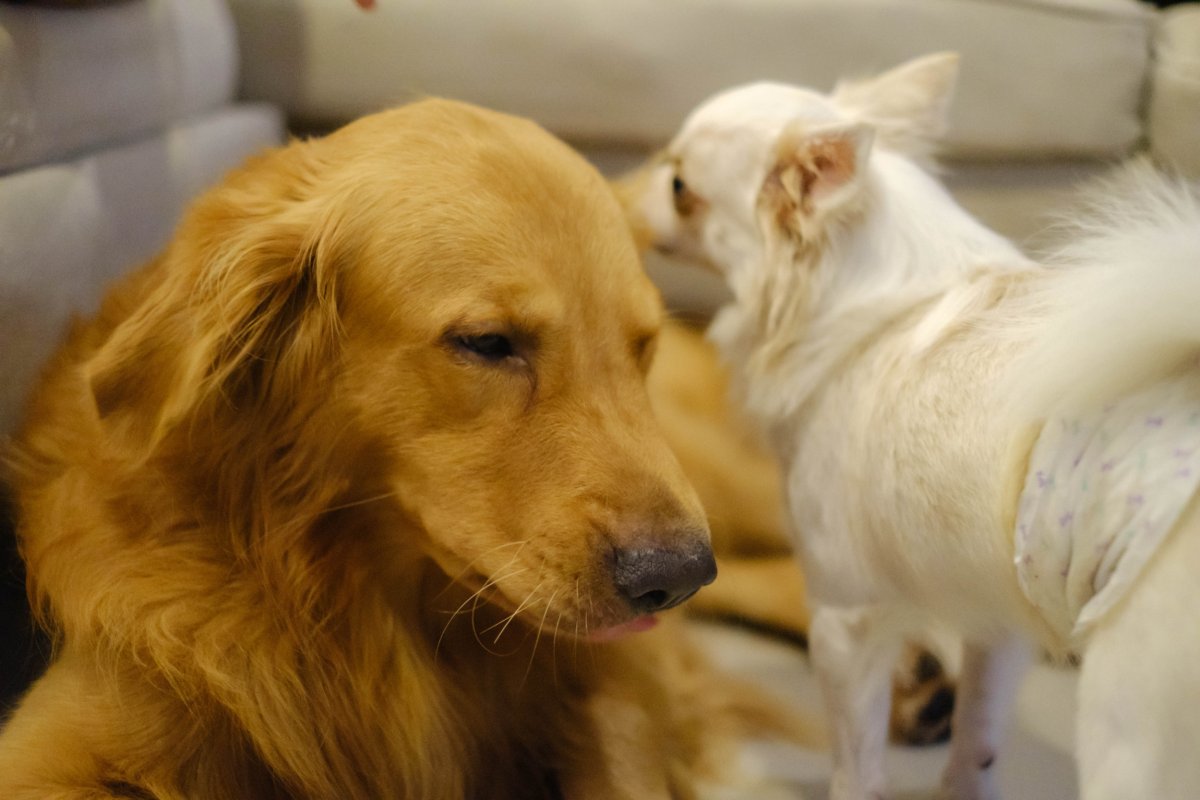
<box><xmin>0</xmin><ymin>100</ymin><xmax>810</xmax><ymax>799</ymax></box>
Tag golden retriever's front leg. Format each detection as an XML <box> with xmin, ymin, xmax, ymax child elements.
<box><xmin>0</xmin><ymin>660</ymin><xmax>164</xmax><ymax>800</ymax></box>
<box><xmin>560</xmin><ymin>691</ymin><xmax>684</xmax><ymax>800</ymax></box>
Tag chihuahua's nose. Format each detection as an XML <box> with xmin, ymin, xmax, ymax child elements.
<box><xmin>613</xmin><ymin>538</ymin><xmax>717</xmax><ymax>614</ymax></box>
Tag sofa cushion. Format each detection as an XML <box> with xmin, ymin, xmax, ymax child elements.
<box><xmin>0</xmin><ymin>103</ymin><xmax>283</xmax><ymax>433</ymax></box>
<box><xmin>230</xmin><ymin>0</ymin><xmax>1154</xmax><ymax>159</ymax></box>
<box><xmin>3</xmin><ymin>1</ymin><xmax>130</xmax><ymax>6</ymax></box>
<box><xmin>0</xmin><ymin>0</ymin><xmax>239</xmax><ymax>173</ymax></box>
<box><xmin>1149</xmin><ymin>4</ymin><xmax>1200</xmax><ymax>175</ymax></box>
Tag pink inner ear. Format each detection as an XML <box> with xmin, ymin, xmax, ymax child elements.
<box><xmin>806</xmin><ymin>135</ymin><xmax>858</xmax><ymax>199</ymax></box>
<box><xmin>762</xmin><ymin>124</ymin><xmax>868</xmax><ymax>231</ymax></box>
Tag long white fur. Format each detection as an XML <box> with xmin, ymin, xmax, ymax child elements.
<box><xmin>1003</xmin><ymin>162</ymin><xmax>1200</xmax><ymax>419</ymax></box>
<box><xmin>712</xmin><ymin>145</ymin><xmax>1031</xmax><ymax>423</ymax></box>
<box><xmin>636</xmin><ymin>52</ymin><xmax>1200</xmax><ymax>800</ymax></box>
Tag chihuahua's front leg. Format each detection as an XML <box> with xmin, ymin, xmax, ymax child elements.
<box><xmin>810</xmin><ymin>604</ymin><xmax>901</xmax><ymax>800</ymax></box>
<box><xmin>937</xmin><ymin>636</ymin><xmax>1031</xmax><ymax>800</ymax></box>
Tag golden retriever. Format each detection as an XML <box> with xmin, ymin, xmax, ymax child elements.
<box><xmin>0</xmin><ymin>100</ymin><xmax>809</xmax><ymax>800</ymax></box>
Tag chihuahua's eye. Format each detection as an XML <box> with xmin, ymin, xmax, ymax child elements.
<box><xmin>454</xmin><ymin>333</ymin><xmax>515</xmax><ymax>362</ymax></box>
<box><xmin>671</xmin><ymin>173</ymin><xmax>700</xmax><ymax>217</ymax></box>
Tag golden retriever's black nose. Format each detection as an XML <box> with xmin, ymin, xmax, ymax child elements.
<box><xmin>613</xmin><ymin>541</ymin><xmax>717</xmax><ymax>613</ymax></box>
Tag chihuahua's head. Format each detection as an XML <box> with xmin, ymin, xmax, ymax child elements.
<box><xmin>621</xmin><ymin>53</ymin><xmax>960</xmax><ymax>279</ymax></box>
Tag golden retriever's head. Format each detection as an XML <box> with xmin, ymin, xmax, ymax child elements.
<box><xmin>84</xmin><ymin>99</ymin><xmax>713</xmax><ymax>644</ymax></box>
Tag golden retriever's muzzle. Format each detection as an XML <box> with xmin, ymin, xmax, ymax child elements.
<box><xmin>611</xmin><ymin>535</ymin><xmax>717</xmax><ymax>614</ymax></box>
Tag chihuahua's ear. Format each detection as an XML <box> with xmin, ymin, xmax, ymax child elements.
<box><xmin>759</xmin><ymin>121</ymin><xmax>874</xmax><ymax>242</ymax></box>
<box><xmin>832</xmin><ymin>52</ymin><xmax>959</xmax><ymax>155</ymax></box>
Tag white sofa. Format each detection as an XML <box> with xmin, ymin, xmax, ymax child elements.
<box><xmin>0</xmin><ymin>0</ymin><xmax>284</xmax><ymax>434</ymax></box>
<box><xmin>226</xmin><ymin>0</ymin><xmax>1200</xmax><ymax>311</ymax></box>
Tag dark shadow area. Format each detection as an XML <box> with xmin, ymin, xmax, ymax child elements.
<box><xmin>0</xmin><ymin>486</ymin><xmax>50</xmax><ymax>717</ymax></box>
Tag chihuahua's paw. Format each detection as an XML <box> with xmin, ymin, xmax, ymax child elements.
<box><xmin>889</xmin><ymin>642</ymin><xmax>955</xmax><ymax>746</ymax></box>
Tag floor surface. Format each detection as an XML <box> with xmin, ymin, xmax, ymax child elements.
<box><xmin>692</xmin><ymin>621</ymin><xmax>1079</xmax><ymax>799</ymax></box>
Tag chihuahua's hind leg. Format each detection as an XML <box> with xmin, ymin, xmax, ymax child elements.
<box><xmin>936</xmin><ymin>636</ymin><xmax>1030</xmax><ymax>800</ymax></box>
<box><xmin>1075</xmin><ymin>500</ymin><xmax>1200</xmax><ymax>800</ymax></box>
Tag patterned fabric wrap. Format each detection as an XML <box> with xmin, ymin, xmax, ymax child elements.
<box><xmin>1015</xmin><ymin>372</ymin><xmax>1200</xmax><ymax>642</ymax></box>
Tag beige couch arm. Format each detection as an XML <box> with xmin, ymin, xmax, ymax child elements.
<box><xmin>1149</xmin><ymin>4</ymin><xmax>1200</xmax><ymax>176</ymax></box>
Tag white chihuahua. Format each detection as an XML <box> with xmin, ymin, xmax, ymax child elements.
<box><xmin>626</xmin><ymin>53</ymin><xmax>1200</xmax><ymax>800</ymax></box>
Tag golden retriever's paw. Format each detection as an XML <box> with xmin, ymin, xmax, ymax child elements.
<box><xmin>889</xmin><ymin>644</ymin><xmax>955</xmax><ymax>746</ymax></box>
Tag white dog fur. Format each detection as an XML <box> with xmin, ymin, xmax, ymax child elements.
<box><xmin>627</xmin><ymin>53</ymin><xmax>1200</xmax><ymax>800</ymax></box>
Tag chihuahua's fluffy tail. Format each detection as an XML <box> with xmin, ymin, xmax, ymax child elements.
<box><xmin>1005</xmin><ymin>161</ymin><xmax>1200</xmax><ymax>420</ymax></box>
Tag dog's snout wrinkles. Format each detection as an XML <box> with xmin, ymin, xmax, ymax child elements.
<box><xmin>613</xmin><ymin>539</ymin><xmax>717</xmax><ymax>614</ymax></box>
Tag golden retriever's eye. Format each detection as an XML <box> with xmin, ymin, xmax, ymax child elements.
<box><xmin>671</xmin><ymin>173</ymin><xmax>700</xmax><ymax>217</ymax></box>
<box><xmin>454</xmin><ymin>333</ymin><xmax>515</xmax><ymax>362</ymax></box>
<box><xmin>634</xmin><ymin>333</ymin><xmax>658</xmax><ymax>372</ymax></box>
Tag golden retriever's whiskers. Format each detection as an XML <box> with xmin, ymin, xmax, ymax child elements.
<box><xmin>478</xmin><ymin>556</ymin><xmax>545</xmax><ymax>643</ymax></box>
<box><xmin>432</xmin><ymin>540</ymin><xmax>530</xmax><ymax>602</ymax></box>
<box><xmin>572</xmin><ymin>580</ymin><xmax>582</xmax><ymax>664</ymax></box>
<box><xmin>321</xmin><ymin>489</ymin><xmax>402</xmax><ymax>515</ymax></box>
<box><xmin>454</xmin><ymin>552</ymin><xmax>528</xmax><ymax>612</ymax></box>
<box><xmin>444</xmin><ymin>564</ymin><xmax>528</xmax><ymax>623</ymax></box>
<box><xmin>484</xmin><ymin>578</ymin><xmax>544</xmax><ymax>644</ymax></box>
<box><xmin>585</xmin><ymin>595</ymin><xmax>599</xmax><ymax>671</ymax></box>
<box><xmin>434</xmin><ymin>565</ymin><xmax>530</xmax><ymax>659</ymax></box>
<box><xmin>521</xmin><ymin>587</ymin><xmax>559</xmax><ymax>688</ymax></box>
<box><xmin>435</xmin><ymin>548</ymin><xmax>529</xmax><ymax>633</ymax></box>
<box><xmin>467</xmin><ymin>587</ymin><xmax>531</xmax><ymax>658</ymax></box>
<box><xmin>551</xmin><ymin>609</ymin><xmax>564</xmax><ymax>687</ymax></box>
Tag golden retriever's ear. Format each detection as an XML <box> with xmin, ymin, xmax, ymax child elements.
<box><xmin>759</xmin><ymin>122</ymin><xmax>873</xmax><ymax>243</ymax></box>
<box><xmin>87</xmin><ymin>145</ymin><xmax>344</xmax><ymax>448</ymax></box>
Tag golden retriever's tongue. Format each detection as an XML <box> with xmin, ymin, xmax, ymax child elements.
<box><xmin>588</xmin><ymin>616</ymin><xmax>659</xmax><ymax>642</ymax></box>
